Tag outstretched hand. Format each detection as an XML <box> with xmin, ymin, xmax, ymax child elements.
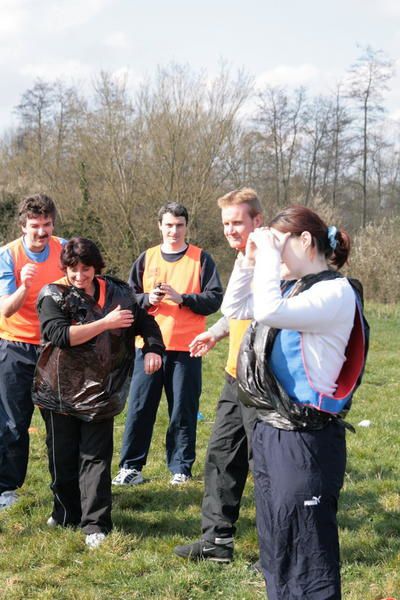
<box><xmin>188</xmin><ymin>331</ymin><xmax>217</xmax><ymax>357</ymax></box>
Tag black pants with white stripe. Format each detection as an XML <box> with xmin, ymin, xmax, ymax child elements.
<box><xmin>201</xmin><ymin>376</ymin><xmax>258</xmax><ymax>541</ymax></box>
<box><xmin>41</xmin><ymin>409</ymin><xmax>114</xmax><ymax>534</ymax></box>
<box><xmin>253</xmin><ymin>420</ymin><xmax>346</xmax><ymax>600</ymax></box>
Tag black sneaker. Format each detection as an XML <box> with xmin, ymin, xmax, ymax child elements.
<box><xmin>174</xmin><ymin>538</ymin><xmax>233</xmax><ymax>563</ymax></box>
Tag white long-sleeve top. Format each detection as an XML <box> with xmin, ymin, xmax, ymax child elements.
<box><xmin>221</xmin><ymin>247</ymin><xmax>356</xmax><ymax>395</ymax></box>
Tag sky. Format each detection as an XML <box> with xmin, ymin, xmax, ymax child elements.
<box><xmin>1</xmin><ymin>0</ymin><xmax>400</xmax><ymax>133</ymax></box>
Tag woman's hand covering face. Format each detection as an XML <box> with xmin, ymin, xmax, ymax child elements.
<box><xmin>248</xmin><ymin>227</ymin><xmax>291</xmax><ymax>257</ymax></box>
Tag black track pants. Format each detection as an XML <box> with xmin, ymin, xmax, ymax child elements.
<box><xmin>201</xmin><ymin>376</ymin><xmax>258</xmax><ymax>541</ymax></box>
<box><xmin>41</xmin><ymin>409</ymin><xmax>114</xmax><ymax>534</ymax></box>
<box><xmin>253</xmin><ymin>420</ymin><xmax>346</xmax><ymax>600</ymax></box>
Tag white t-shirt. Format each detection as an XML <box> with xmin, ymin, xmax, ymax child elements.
<box><xmin>221</xmin><ymin>248</ymin><xmax>356</xmax><ymax>395</ymax></box>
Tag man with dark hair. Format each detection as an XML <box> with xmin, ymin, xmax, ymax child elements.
<box><xmin>174</xmin><ymin>188</ymin><xmax>263</xmax><ymax>562</ymax></box>
<box><xmin>0</xmin><ymin>193</ymin><xmax>66</xmax><ymax>510</ymax></box>
<box><xmin>157</xmin><ymin>202</ymin><xmax>189</xmax><ymax>224</ymax></box>
<box><xmin>113</xmin><ymin>202</ymin><xmax>223</xmax><ymax>485</ymax></box>
<box><xmin>18</xmin><ymin>194</ymin><xmax>57</xmax><ymax>227</ymax></box>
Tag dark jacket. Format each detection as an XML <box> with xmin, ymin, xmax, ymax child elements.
<box><xmin>32</xmin><ymin>275</ymin><xmax>164</xmax><ymax>421</ymax></box>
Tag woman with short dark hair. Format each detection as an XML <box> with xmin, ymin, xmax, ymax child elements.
<box><xmin>33</xmin><ymin>237</ymin><xmax>164</xmax><ymax>548</ymax></box>
<box><xmin>222</xmin><ymin>206</ymin><xmax>369</xmax><ymax>599</ymax></box>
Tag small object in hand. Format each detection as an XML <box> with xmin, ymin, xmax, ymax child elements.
<box><xmin>154</xmin><ymin>282</ymin><xmax>165</xmax><ymax>297</ymax></box>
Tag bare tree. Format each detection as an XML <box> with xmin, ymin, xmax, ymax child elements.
<box><xmin>328</xmin><ymin>84</ymin><xmax>353</xmax><ymax>207</ymax></box>
<box><xmin>79</xmin><ymin>71</ymin><xmax>143</xmax><ymax>265</ymax></box>
<box><xmin>15</xmin><ymin>80</ymin><xmax>55</xmax><ymax>178</ymax></box>
<box><xmin>2</xmin><ymin>59</ymin><xmax>400</xmax><ymax>295</ymax></box>
<box><xmin>136</xmin><ymin>64</ymin><xmax>251</xmax><ymax>241</ymax></box>
<box><xmin>346</xmin><ymin>46</ymin><xmax>394</xmax><ymax>227</ymax></box>
<box><xmin>301</xmin><ymin>96</ymin><xmax>332</xmax><ymax>205</ymax></box>
<box><xmin>256</xmin><ymin>86</ymin><xmax>306</xmax><ymax>206</ymax></box>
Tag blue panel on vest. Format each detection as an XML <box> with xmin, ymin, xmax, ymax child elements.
<box><xmin>266</xmin><ymin>279</ymin><xmax>365</xmax><ymax>415</ymax></box>
<box><xmin>270</xmin><ymin>328</ymin><xmax>354</xmax><ymax>414</ymax></box>
<box><xmin>270</xmin><ymin>330</ymin><xmax>314</xmax><ymax>405</ymax></box>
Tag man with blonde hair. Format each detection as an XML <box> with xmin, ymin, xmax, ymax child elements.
<box><xmin>175</xmin><ymin>188</ymin><xmax>263</xmax><ymax>562</ymax></box>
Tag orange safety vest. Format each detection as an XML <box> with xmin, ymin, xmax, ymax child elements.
<box><xmin>225</xmin><ymin>318</ymin><xmax>251</xmax><ymax>379</ymax></box>
<box><xmin>139</xmin><ymin>244</ymin><xmax>205</xmax><ymax>351</ymax></box>
<box><xmin>0</xmin><ymin>237</ymin><xmax>64</xmax><ymax>345</ymax></box>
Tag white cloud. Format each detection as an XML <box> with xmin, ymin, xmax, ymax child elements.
<box><xmin>0</xmin><ymin>0</ymin><xmax>111</xmax><ymax>38</ymax></box>
<box><xmin>111</xmin><ymin>66</ymin><xmax>133</xmax><ymax>82</ymax></box>
<box><xmin>109</xmin><ymin>67</ymin><xmax>144</xmax><ymax>96</ymax></box>
<box><xmin>354</xmin><ymin>0</ymin><xmax>400</xmax><ymax>17</ymax></box>
<box><xmin>371</xmin><ymin>0</ymin><xmax>400</xmax><ymax>17</ymax></box>
<box><xmin>0</xmin><ymin>0</ymin><xmax>28</xmax><ymax>38</ymax></box>
<box><xmin>388</xmin><ymin>108</ymin><xmax>400</xmax><ymax>121</ymax></box>
<box><xmin>20</xmin><ymin>59</ymin><xmax>92</xmax><ymax>81</ymax></box>
<box><xmin>43</xmin><ymin>0</ymin><xmax>111</xmax><ymax>31</ymax></box>
<box><xmin>255</xmin><ymin>64</ymin><xmax>320</xmax><ymax>89</ymax></box>
<box><xmin>104</xmin><ymin>31</ymin><xmax>130</xmax><ymax>50</ymax></box>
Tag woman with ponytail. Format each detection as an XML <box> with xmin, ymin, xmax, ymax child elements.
<box><xmin>221</xmin><ymin>205</ymin><xmax>369</xmax><ymax>600</ymax></box>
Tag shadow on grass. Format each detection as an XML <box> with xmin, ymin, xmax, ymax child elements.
<box><xmin>339</xmin><ymin>486</ymin><xmax>400</xmax><ymax>565</ymax></box>
<box><xmin>113</xmin><ymin>510</ymin><xmax>202</xmax><ymax>538</ymax></box>
<box><xmin>113</xmin><ymin>485</ymin><xmax>204</xmax><ymax>511</ymax></box>
<box><xmin>112</xmin><ymin>484</ymin><xmax>258</xmax><ymax>540</ymax></box>
<box><xmin>113</xmin><ymin>485</ymin><xmax>203</xmax><ymax>537</ymax></box>
<box><xmin>112</xmin><ymin>512</ymin><xmax>260</xmax><ymax>547</ymax></box>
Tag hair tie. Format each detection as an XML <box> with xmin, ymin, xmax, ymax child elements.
<box><xmin>327</xmin><ymin>226</ymin><xmax>338</xmax><ymax>250</ymax></box>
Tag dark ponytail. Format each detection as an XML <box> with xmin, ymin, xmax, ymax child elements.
<box><xmin>329</xmin><ymin>228</ymin><xmax>351</xmax><ymax>269</ymax></box>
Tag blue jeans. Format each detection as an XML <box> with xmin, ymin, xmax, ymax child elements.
<box><xmin>0</xmin><ymin>339</ymin><xmax>39</xmax><ymax>493</ymax></box>
<box><xmin>120</xmin><ymin>349</ymin><xmax>202</xmax><ymax>476</ymax></box>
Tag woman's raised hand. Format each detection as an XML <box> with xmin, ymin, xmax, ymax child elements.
<box><xmin>249</xmin><ymin>227</ymin><xmax>291</xmax><ymax>255</ymax></box>
<box><xmin>103</xmin><ymin>305</ymin><xmax>134</xmax><ymax>330</ymax></box>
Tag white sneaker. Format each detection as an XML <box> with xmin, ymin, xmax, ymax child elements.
<box><xmin>0</xmin><ymin>490</ymin><xmax>18</xmax><ymax>510</ymax></box>
<box><xmin>170</xmin><ymin>473</ymin><xmax>191</xmax><ymax>485</ymax></box>
<box><xmin>47</xmin><ymin>516</ymin><xmax>59</xmax><ymax>528</ymax></box>
<box><xmin>112</xmin><ymin>467</ymin><xmax>144</xmax><ymax>486</ymax></box>
<box><xmin>85</xmin><ymin>532</ymin><xmax>106</xmax><ymax>549</ymax></box>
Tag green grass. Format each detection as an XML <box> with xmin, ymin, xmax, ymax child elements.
<box><xmin>0</xmin><ymin>305</ymin><xmax>399</xmax><ymax>600</ymax></box>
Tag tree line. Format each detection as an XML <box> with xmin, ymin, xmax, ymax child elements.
<box><xmin>0</xmin><ymin>47</ymin><xmax>399</xmax><ymax>301</ymax></box>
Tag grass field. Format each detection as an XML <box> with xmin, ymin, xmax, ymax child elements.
<box><xmin>0</xmin><ymin>304</ymin><xmax>399</xmax><ymax>600</ymax></box>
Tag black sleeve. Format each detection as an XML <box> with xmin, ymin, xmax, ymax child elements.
<box><xmin>38</xmin><ymin>295</ymin><xmax>71</xmax><ymax>348</ymax></box>
<box><xmin>132</xmin><ymin>304</ymin><xmax>165</xmax><ymax>355</ymax></box>
<box><xmin>180</xmin><ymin>250</ymin><xmax>223</xmax><ymax>315</ymax></box>
<box><xmin>127</xmin><ymin>252</ymin><xmax>152</xmax><ymax>309</ymax></box>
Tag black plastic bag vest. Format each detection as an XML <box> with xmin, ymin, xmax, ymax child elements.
<box><xmin>33</xmin><ymin>276</ymin><xmax>136</xmax><ymax>421</ymax></box>
<box><xmin>236</xmin><ymin>271</ymin><xmax>369</xmax><ymax>430</ymax></box>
